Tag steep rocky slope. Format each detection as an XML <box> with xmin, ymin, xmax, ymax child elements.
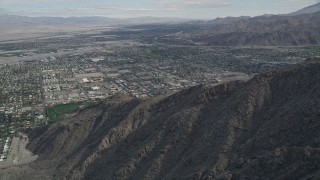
<box><xmin>290</xmin><ymin>2</ymin><xmax>320</xmax><ymax>15</ymax></box>
<box><xmin>3</xmin><ymin>59</ymin><xmax>320</xmax><ymax>179</ymax></box>
<box><xmin>191</xmin><ymin>12</ymin><xmax>320</xmax><ymax>46</ymax></box>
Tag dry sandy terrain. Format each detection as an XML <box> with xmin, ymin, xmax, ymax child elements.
<box><xmin>0</xmin><ymin>25</ymin><xmax>114</xmax><ymax>42</ymax></box>
<box><xmin>0</xmin><ymin>137</ymin><xmax>38</xmax><ymax>168</ymax></box>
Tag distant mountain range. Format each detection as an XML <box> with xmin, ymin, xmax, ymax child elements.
<box><xmin>1</xmin><ymin>2</ymin><xmax>320</xmax><ymax>46</ymax></box>
<box><xmin>2</xmin><ymin>58</ymin><xmax>320</xmax><ymax>179</ymax></box>
<box><xmin>0</xmin><ymin>15</ymin><xmax>118</xmax><ymax>26</ymax></box>
<box><xmin>175</xmin><ymin>2</ymin><xmax>320</xmax><ymax>46</ymax></box>
<box><xmin>186</xmin><ymin>11</ymin><xmax>320</xmax><ymax>46</ymax></box>
<box><xmin>290</xmin><ymin>2</ymin><xmax>320</xmax><ymax>15</ymax></box>
<box><xmin>0</xmin><ymin>15</ymin><xmax>187</xmax><ymax>28</ymax></box>
<box><xmin>1</xmin><ymin>3</ymin><xmax>319</xmax><ymax>28</ymax></box>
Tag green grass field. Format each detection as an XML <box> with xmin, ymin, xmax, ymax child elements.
<box><xmin>47</xmin><ymin>101</ymin><xmax>87</xmax><ymax>124</ymax></box>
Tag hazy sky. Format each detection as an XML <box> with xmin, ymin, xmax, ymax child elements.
<box><xmin>0</xmin><ymin>0</ymin><xmax>319</xmax><ymax>19</ymax></box>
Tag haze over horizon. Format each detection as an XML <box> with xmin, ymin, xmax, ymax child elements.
<box><xmin>0</xmin><ymin>0</ymin><xmax>320</xmax><ymax>19</ymax></box>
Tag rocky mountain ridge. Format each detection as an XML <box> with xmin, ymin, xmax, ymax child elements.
<box><xmin>189</xmin><ymin>11</ymin><xmax>320</xmax><ymax>46</ymax></box>
<box><xmin>290</xmin><ymin>2</ymin><xmax>320</xmax><ymax>15</ymax></box>
<box><xmin>1</xmin><ymin>58</ymin><xmax>318</xmax><ymax>179</ymax></box>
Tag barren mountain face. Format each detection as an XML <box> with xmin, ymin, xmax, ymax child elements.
<box><xmin>290</xmin><ymin>2</ymin><xmax>320</xmax><ymax>15</ymax></box>
<box><xmin>191</xmin><ymin>12</ymin><xmax>320</xmax><ymax>46</ymax></box>
<box><xmin>1</xmin><ymin>2</ymin><xmax>320</xmax><ymax>180</ymax></box>
<box><xmin>1</xmin><ymin>59</ymin><xmax>318</xmax><ymax>180</ymax></box>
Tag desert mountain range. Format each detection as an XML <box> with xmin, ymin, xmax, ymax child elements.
<box><xmin>1</xmin><ymin>58</ymin><xmax>318</xmax><ymax>179</ymax></box>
